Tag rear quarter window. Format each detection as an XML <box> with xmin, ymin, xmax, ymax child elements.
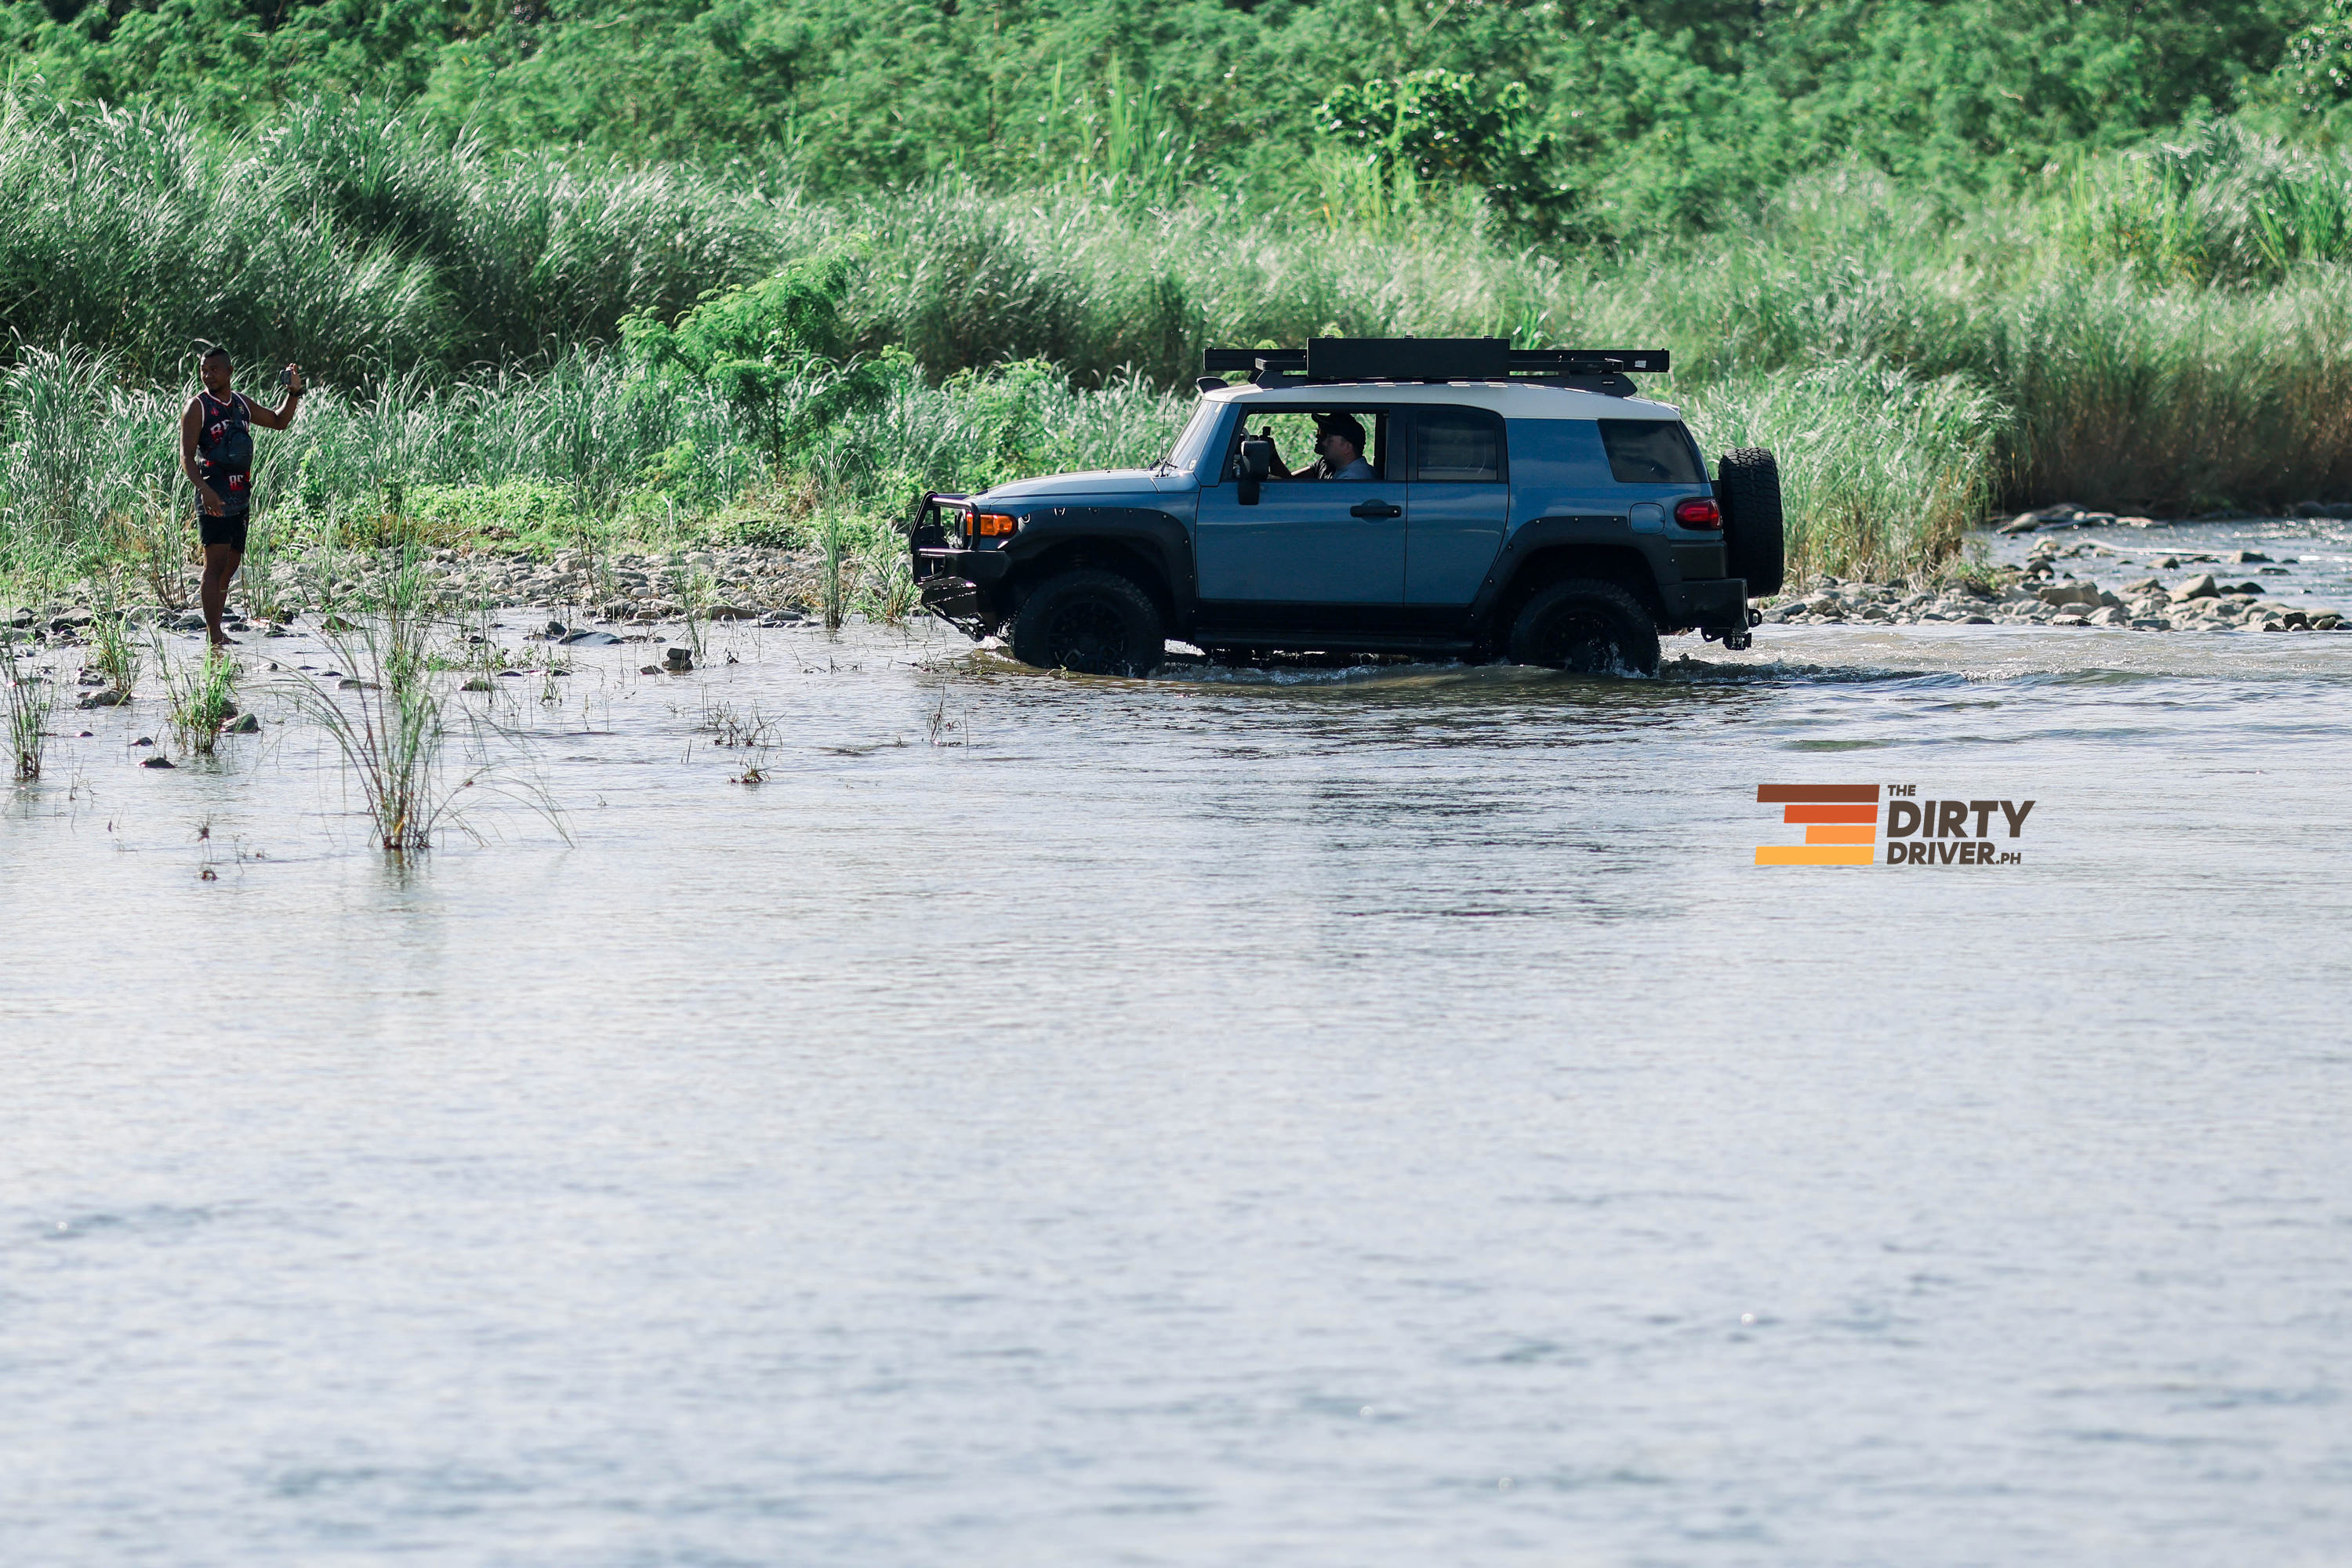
<box><xmin>1598</xmin><ymin>419</ymin><xmax>1705</xmax><ymax>485</ymax></box>
<box><xmin>1413</xmin><ymin>407</ymin><xmax>1505</xmax><ymax>482</ymax></box>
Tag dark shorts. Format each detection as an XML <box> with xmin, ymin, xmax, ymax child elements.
<box><xmin>197</xmin><ymin>510</ymin><xmax>249</xmax><ymax>553</ymax></box>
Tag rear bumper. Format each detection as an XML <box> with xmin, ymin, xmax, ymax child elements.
<box><xmin>1664</xmin><ymin>576</ymin><xmax>1749</xmax><ymax>628</ymax></box>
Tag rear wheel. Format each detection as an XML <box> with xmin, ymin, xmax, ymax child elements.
<box><xmin>1008</xmin><ymin>568</ymin><xmax>1165</xmax><ymax>676</ymax></box>
<box><xmin>1508</xmin><ymin>579</ymin><xmax>1661</xmax><ymax>676</ymax></box>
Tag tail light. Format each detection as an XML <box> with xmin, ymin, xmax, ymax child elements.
<box><xmin>1675</xmin><ymin>497</ymin><xmax>1722</xmax><ymax>528</ymax></box>
<box><xmin>975</xmin><ymin>512</ymin><xmax>1019</xmax><ymax>537</ymax></box>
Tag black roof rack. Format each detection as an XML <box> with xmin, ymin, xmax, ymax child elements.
<box><xmin>1201</xmin><ymin>337</ymin><xmax>1668</xmax><ymax>394</ymax></box>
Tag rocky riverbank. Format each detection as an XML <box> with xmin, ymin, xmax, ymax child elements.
<box><xmin>7</xmin><ymin>543</ymin><xmax>838</xmax><ymax>643</ymax></box>
<box><xmin>11</xmin><ymin>531</ymin><xmax>2352</xmax><ymax>648</ymax></box>
<box><xmin>1764</xmin><ymin>535</ymin><xmax>2347</xmax><ymax>633</ymax></box>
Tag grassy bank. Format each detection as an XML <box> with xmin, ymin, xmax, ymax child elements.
<box><xmin>9</xmin><ymin>94</ymin><xmax>2352</xmax><ymax>586</ymax></box>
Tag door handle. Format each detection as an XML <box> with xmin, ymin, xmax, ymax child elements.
<box><xmin>1350</xmin><ymin>499</ymin><xmax>1403</xmax><ymax>520</ymax></box>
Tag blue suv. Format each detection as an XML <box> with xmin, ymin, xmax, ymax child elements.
<box><xmin>909</xmin><ymin>339</ymin><xmax>1782</xmax><ymax>676</ymax></box>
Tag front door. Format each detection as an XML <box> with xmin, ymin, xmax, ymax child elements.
<box><xmin>1195</xmin><ymin>408</ymin><xmax>1406</xmax><ymax>607</ymax></box>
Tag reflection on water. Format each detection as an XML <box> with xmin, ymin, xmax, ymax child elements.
<box><xmin>4</xmin><ymin>615</ymin><xmax>2350</xmax><ymax>1565</ymax></box>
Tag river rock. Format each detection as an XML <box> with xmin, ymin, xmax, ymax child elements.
<box><xmin>558</xmin><ymin>630</ymin><xmax>622</xmax><ymax>645</ymax></box>
<box><xmin>665</xmin><ymin>647</ymin><xmax>694</xmax><ymax>671</ymax></box>
<box><xmin>224</xmin><ymin>713</ymin><xmax>260</xmax><ymax>733</ymax></box>
<box><xmin>2170</xmin><ymin>573</ymin><xmax>2220</xmax><ymax>602</ymax></box>
<box><xmin>2231</xmin><ymin>550</ymin><xmax>2271</xmax><ymax>563</ymax></box>
<box><xmin>461</xmin><ymin>677</ymin><xmax>493</xmax><ymax>691</ymax></box>
<box><xmin>141</xmin><ymin>756</ymin><xmax>175</xmax><ymax>768</ymax></box>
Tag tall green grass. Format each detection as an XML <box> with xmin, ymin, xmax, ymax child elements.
<box><xmin>12</xmin><ymin>90</ymin><xmax>2352</xmax><ymax>579</ymax></box>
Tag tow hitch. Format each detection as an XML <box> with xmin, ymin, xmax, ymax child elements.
<box><xmin>1703</xmin><ymin>608</ymin><xmax>1763</xmax><ymax>652</ymax></box>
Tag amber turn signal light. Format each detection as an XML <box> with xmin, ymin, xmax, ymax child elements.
<box><xmin>974</xmin><ymin>512</ymin><xmax>1019</xmax><ymax>537</ymax></box>
<box><xmin>1675</xmin><ymin>498</ymin><xmax>1722</xmax><ymax>528</ymax></box>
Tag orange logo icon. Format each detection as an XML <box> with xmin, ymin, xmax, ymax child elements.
<box><xmin>1753</xmin><ymin>784</ymin><xmax>1880</xmax><ymax>866</ymax></box>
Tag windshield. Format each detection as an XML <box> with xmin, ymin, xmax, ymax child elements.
<box><xmin>1161</xmin><ymin>400</ymin><xmax>1225</xmax><ymax>474</ymax></box>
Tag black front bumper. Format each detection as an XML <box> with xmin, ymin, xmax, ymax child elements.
<box><xmin>912</xmin><ymin>537</ymin><xmax>1012</xmax><ymax>632</ymax></box>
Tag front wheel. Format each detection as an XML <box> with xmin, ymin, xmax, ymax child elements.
<box><xmin>1008</xmin><ymin>568</ymin><xmax>1165</xmax><ymax>676</ymax></box>
<box><xmin>1507</xmin><ymin>579</ymin><xmax>1661</xmax><ymax>676</ymax></box>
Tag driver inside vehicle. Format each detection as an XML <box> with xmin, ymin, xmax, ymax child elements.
<box><xmin>1265</xmin><ymin>412</ymin><xmax>1375</xmax><ymax>481</ymax></box>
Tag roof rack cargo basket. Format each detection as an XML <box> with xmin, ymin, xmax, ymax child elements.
<box><xmin>1202</xmin><ymin>338</ymin><xmax>1668</xmax><ymax>386</ymax></box>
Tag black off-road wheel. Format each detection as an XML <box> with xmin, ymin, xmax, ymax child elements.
<box><xmin>1716</xmin><ymin>448</ymin><xmax>1785</xmax><ymax>598</ymax></box>
<box><xmin>1009</xmin><ymin>568</ymin><xmax>1165</xmax><ymax>676</ymax></box>
<box><xmin>1508</xmin><ymin>579</ymin><xmax>1661</xmax><ymax>676</ymax></box>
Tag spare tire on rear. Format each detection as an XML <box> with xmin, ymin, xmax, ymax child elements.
<box><xmin>1716</xmin><ymin>448</ymin><xmax>1785</xmax><ymax>599</ymax></box>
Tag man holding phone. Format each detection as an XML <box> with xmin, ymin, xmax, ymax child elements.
<box><xmin>180</xmin><ymin>347</ymin><xmax>303</xmax><ymax>648</ymax></box>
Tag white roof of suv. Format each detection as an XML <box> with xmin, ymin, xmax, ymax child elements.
<box><xmin>1204</xmin><ymin>379</ymin><xmax>1683</xmax><ymax>421</ymax></box>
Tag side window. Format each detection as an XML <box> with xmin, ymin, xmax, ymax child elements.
<box><xmin>1413</xmin><ymin>407</ymin><xmax>1505</xmax><ymax>483</ymax></box>
<box><xmin>1222</xmin><ymin>409</ymin><xmax>1391</xmax><ymax>480</ymax></box>
<box><xmin>1597</xmin><ymin>419</ymin><xmax>1705</xmax><ymax>485</ymax></box>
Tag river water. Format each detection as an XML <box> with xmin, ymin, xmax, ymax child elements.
<box><xmin>5</xmin><ymin>546</ymin><xmax>2351</xmax><ymax>1563</ymax></box>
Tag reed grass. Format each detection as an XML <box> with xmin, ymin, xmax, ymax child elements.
<box><xmin>3</xmin><ymin>632</ymin><xmax>56</xmax><ymax>780</ymax></box>
<box><xmin>818</xmin><ymin>514</ymin><xmax>847</xmax><ymax>632</ymax></box>
<box><xmin>85</xmin><ymin>568</ymin><xmax>142</xmax><ymax>698</ymax></box>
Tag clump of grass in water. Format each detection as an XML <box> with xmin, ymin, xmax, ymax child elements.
<box><xmin>677</xmin><ymin>561</ymin><xmax>713</xmax><ymax>660</ymax></box>
<box><xmin>158</xmin><ymin>640</ymin><xmax>238</xmax><ymax>756</ymax></box>
<box><xmin>280</xmin><ymin>551</ymin><xmax>563</xmax><ymax>852</ymax></box>
<box><xmin>820</xmin><ymin>514</ymin><xmax>846</xmax><ymax>632</ymax></box>
<box><xmin>88</xmin><ymin>584</ymin><xmax>140</xmax><ymax>699</ymax></box>
<box><xmin>284</xmin><ymin>554</ymin><xmax>445</xmax><ymax>849</ymax></box>
<box><xmin>4</xmin><ymin>632</ymin><xmax>57</xmax><ymax>780</ymax></box>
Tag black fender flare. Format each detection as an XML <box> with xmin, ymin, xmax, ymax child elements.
<box><xmin>1467</xmin><ymin>517</ymin><xmax>1679</xmax><ymax>630</ymax></box>
<box><xmin>998</xmin><ymin>506</ymin><xmax>1197</xmax><ymax>620</ymax></box>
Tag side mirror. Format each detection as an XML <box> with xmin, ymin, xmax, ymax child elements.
<box><xmin>1236</xmin><ymin>434</ymin><xmax>1273</xmax><ymax>506</ymax></box>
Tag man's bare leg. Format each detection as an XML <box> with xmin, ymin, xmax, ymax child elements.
<box><xmin>201</xmin><ymin>542</ymin><xmax>242</xmax><ymax>648</ymax></box>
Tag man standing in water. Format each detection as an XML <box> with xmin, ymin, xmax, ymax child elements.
<box><xmin>180</xmin><ymin>347</ymin><xmax>303</xmax><ymax>648</ymax></box>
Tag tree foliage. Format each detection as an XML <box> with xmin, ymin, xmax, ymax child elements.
<box><xmin>0</xmin><ymin>0</ymin><xmax>2320</xmax><ymax>233</ymax></box>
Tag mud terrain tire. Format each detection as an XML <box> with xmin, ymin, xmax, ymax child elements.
<box><xmin>1508</xmin><ymin>579</ymin><xmax>1661</xmax><ymax>676</ymax></box>
<box><xmin>1716</xmin><ymin>448</ymin><xmax>1785</xmax><ymax>598</ymax></box>
<box><xmin>1009</xmin><ymin>568</ymin><xmax>1165</xmax><ymax>676</ymax></box>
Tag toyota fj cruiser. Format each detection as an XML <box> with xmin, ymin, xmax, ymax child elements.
<box><xmin>909</xmin><ymin>338</ymin><xmax>1782</xmax><ymax>676</ymax></box>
